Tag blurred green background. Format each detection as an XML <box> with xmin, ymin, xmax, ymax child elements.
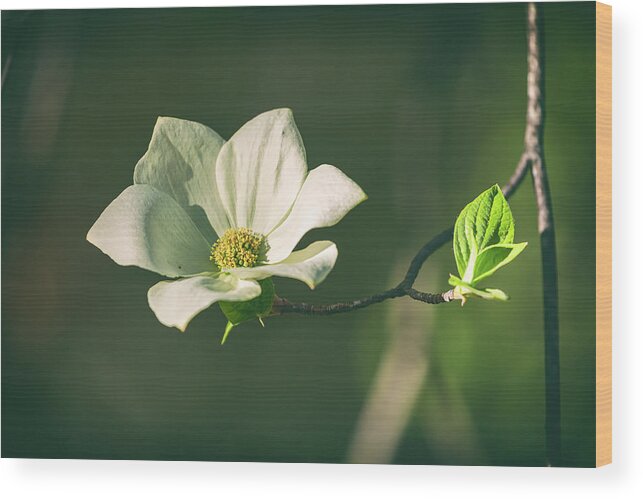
<box><xmin>2</xmin><ymin>3</ymin><xmax>596</xmax><ymax>466</ymax></box>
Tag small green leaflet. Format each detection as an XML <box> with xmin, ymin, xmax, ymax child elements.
<box><xmin>219</xmin><ymin>278</ymin><xmax>275</xmax><ymax>344</ymax></box>
<box><xmin>448</xmin><ymin>275</ymin><xmax>508</xmax><ymax>303</ymax></box>
<box><xmin>451</xmin><ymin>184</ymin><xmax>527</xmax><ymax>301</ymax></box>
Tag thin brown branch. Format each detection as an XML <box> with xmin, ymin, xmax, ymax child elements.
<box><xmin>400</xmin><ymin>228</ymin><xmax>454</xmax><ymax>290</ymax></box>
<box><xmin>272</xmin><ymin>288</ymin><xmax>406</xmax><ymax>316</ymax></box>
<box><xmin>525</xmin><ymin>2</ymin><xmax>561</xmax><ymax>467</ymax></box>
<box><xmin>271</xmin><ymin>286</ymin><xmax>454</xmax><ymax>317</ymax></box>
<box><xmin>272</xmin><ymin>151</ymin><xmax>529</xmax><ymax>317</ymax></box>
<box><xmin>502</xmin><ymin>151</ymin><xmax>530</xmax><ymax>198</ymax></box>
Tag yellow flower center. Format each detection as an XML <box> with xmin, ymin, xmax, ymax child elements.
<box><xmin>210</xmin><ymin>227</ymin><xmax>264</xmax><ymax>269</ymax></box>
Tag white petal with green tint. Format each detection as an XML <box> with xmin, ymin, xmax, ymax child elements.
<box><xmin>87</xmin><ymin>184</ymin><xmax>211</xmax><ymax>277</ymax></box>
<box><xmin>148</xmin><ymin>274</ymin><xmax>262</xmax><ymax>332</ymax></box>
<box><xmin>133</xmin><ymin>116</ymin><xmax>230</xmax><ymax>240</ymax></box>
<box><xmin>215</xmin><ymin>108</ymin><xmax>307</xmax><ymax>235</ymax></box>
<box><xmin>226</xmin><ymin>240</ymin><xmax>338</xmax><ymax>289</ymax></box>
<box><xmin>265</xmin><ymin>164</ymin><xmax>366</xmax><ymax>262</ymax></box>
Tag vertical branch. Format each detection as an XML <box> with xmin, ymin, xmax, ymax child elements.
<box><xmin>273</xmin><ymin>2</ymin><xmax>562</xmax><ymax>468</ymax></box>
<box><xmin>526</xmin><ymin>2</ymin><xmax>561</xmax><ymax>467</ymax></box>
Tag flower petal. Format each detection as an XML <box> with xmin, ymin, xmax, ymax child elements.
<box><xmin>226</xmin><ymin>241</ymin><xmax>338</xmax><ymax>289</ymax></box>
<box><xmin>265</xmin><ymin>164</ymin><xmax>366</xmax><ymax>262</ymax></box>
<box><xmin>133</xmin><ymin>116</ymin><xmax>230</xmax><ymax>240</ymax></box>
<box><xmin>215</xmin><ymin>108</ymin><xmax>307</xmax><ymax>234</ymax></box>
<box><xmin>87</xmin><ymin>184</ymin><xmax>211</xmax><ymax>277</ymax></box>
<box><xmin>148</xmin><ymin>274</ymin><xmax>262</xmax><ymax>332</ymax></box>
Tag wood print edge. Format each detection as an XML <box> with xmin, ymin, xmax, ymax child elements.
<box><xmin>595</xmin><ymin>0</ymin><xmax>612</xmax><ymax>468</ymax></box>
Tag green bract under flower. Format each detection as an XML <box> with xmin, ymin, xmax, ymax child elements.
<box><xmin>210</xmin><ymin>228</ymin><xmax>264</xmax><ymax>269</ymax></box>
<box><xmin>86</xmin><ymin>108</ymin><xmax>367</xmax><ymax>332</ymax></box>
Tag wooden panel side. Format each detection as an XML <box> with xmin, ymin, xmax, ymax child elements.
<box><xmin>596</xmin><ymin>1</ymin><xmax>612</xmax><ymax>468</ymax></box>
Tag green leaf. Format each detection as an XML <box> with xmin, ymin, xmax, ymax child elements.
<box><xmin>448</xmin><ymin>274</ymin><xmax>509</xmax><ymax>302</ymax></box>
<box><xmin>452</xmin><ymin>185</ymin><xmax>525</xmax><ymax>285</ymax></box>
<box><xmin>472</xmin><ymin>242</ymin><xmax>528</xmax><ymax>284</ymax></box>
<box><xmin>218</xmin><ymin>278</ymin><xmax>275</xmax><ymax>343</ymax></box>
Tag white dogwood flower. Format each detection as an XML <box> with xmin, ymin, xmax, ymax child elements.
<box><xmin>87</xmin><ymin>109</ymin><xmax>366</xmax><ymax>331</ymax></box>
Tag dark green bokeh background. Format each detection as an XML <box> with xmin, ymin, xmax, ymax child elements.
<box><xmin>2</xmin><ymin>3</ymin><xmax>596</xmax><ymax>466</ymax></box>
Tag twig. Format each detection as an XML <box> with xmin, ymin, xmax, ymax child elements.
<box><xmin>271</xmin><ymin>287</ymin><xmax>454</xmax><ymax>317</ymax></box>
<box><xmin>525</xmin><ymin>2</ymin><xmax>561</xmax><ymax>467</ymax></box>
<box><xmin>271</xmin><ymin>158</ymin><xmax>527</xmax><ymax>317</ymax></box>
